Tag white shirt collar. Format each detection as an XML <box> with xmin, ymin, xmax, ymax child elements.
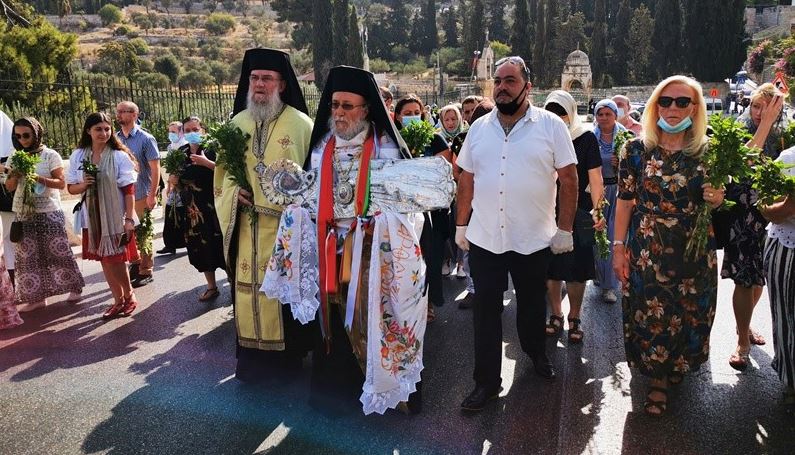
<box><xmin>334</xmin><ymin>128</ymin><xmax>369</xmax><ymax>147</ymax></box>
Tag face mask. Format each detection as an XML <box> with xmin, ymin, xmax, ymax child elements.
<box><xmin>617</xmin><ymin>108</ymin><xmax>625</xmax><ymax>119</ymax></box>
<box><xmin>495</xmin><ymin>85</ymin><xmax>527</xmax><ymax>116</ymax></box>
<box><xmin>657</xmin><ymin>116</ymin><xmax>692</xmax><ymax>134</ymax></box>
<box><xmin>168</xmin><ymin>132</ymin><xmax>181</xmax><ymax>144</ymax></box>
<box><xmin>184</xmin><ymin>132</ymin><xmax>203</xmax><ymax>144</ymax></box>
<box><xmin>401</xmin><ymin>115</ymin><xmax>422</xmax><ymax>127</ymax></box>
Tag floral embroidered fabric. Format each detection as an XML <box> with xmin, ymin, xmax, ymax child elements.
<box><xmin>261</xmin><ymin>205</ymin><xmax>320</xmax><ymax>324</ymax></box>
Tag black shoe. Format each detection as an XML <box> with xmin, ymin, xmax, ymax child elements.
<box><xmin>531</xmin><ymin>353</ymin><xmax>556</xmax><ymax>380</ymax></box>
<box><xmin>132</xmin><ymin>274</ymin><xmax>153</xmax><ymax>288</ymax></box>
<box><xmin>128</xmin><ymin>263</ymin><xmax>140</xmax><ymax>281</ymax></box>
<box><xmin>156</xmin><ymin>247</ymin><xmax>176</xmax><ymax>255</ymax></box>
<box><xmin>457</xmin><ymin>292</ymin><xmax>475</xmax><ymax>309</ymax></box>
<box><xmin>460</xmin><ymin>385</ymin><xmax>502</xmax><ymax>411</ymax></box>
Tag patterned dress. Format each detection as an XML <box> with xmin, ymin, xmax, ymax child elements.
<box><xmin>720</xmin><ymin>118</ymin><xmax>785</xmax><ymax>287</ymax></box>
<box><xmin>619</xmin><ymin>139</ymin><xmax>718</xmax><ymax>379</ymax></box>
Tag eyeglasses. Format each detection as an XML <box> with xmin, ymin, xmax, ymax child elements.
<box><xmin>117</xmin><ymin>110</ymin><xmax>136</xmax><ymax>114</ymax></box>
<box><xmin>14</xmin><ymin>133</ymin><xmax>32</xmax><ymax>140</ymax></box>
<box><xmin>250</xmin><ymin>74</ymin><xmax>282</xmax><ymax>83</ymax></box>
<box><xmin>658</xmin><ymin>96</ymin><xmax>693</xmax><ymax>108</ymax></box>
<box><xmin>329</xmin><ymin>101</ymin><xmax>367</xmax><ymax>111</ymax></box>
<box><xmin>495</xmin><ymin>56</ymin><xmax>530</xmax><ymax>77</ymax></box>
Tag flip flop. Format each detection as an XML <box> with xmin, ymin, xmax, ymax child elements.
<box><xmin>199</xmin><ymin>287</ymin><xmax>220</xmax><ymax>301</ymax></box>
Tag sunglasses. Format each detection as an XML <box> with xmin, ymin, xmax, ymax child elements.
<box><xmin>329</xmin><ymin>101</ymin><xmax>367</xmax><ymax>112</ymax></box>
<box><xmin>658</xmin><ymin>96</ymin><xmax>693</xmax><ymax>108</ymax></box>
<box><xmin>14</xmin><ymin>133</ymin><xmax>32</xmax><ymax>140</ymax></box>
<box><xmin>495</xmin><ymin>56</ymin><xmax>530</xmax><ymax>77</ymax></box>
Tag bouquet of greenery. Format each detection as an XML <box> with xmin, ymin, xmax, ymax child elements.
<box><xmin>136</xmin><ymin>208</ymin><xmax>154</xmax><ymax>256</ymax></box>
<box><xmin>204</xmin><ymin>121</ymin><xmax>253</xmax><ymax>222</ymax></box>
<box><xmin>594</xmin><ymin>198</ymin><xmax>610</xmax><ymax>259</ymax></box>
<box><xmin>779</xmin><ymin>121</ymin><xmax>795</xmax><ymax>150</ymax></box>
<box><xmin>753</xmin><ymin>156</ymin><xmax>795</xmax><ymax>207</ymax></box>
<box><xmin>613</xmin><ymin>130</ymin><xmax>634</xmax><ymax>162</ymax></box>
<box><xmin>400</xmin><ymin>120</ymin><xmax>435</xmax><ymax>157</ymax></box>
<box><xmin>685</xmin><ymin>114</ymin><xmax>759</xmax><ymax>260</ymax></box>
<box><xmin>162</xmin><ymin>147</ymin><xmax>187</xmax><ymax>176</ymax></box>
<box><xmin>9</xmin><ymin>151</ymin><xmax>42</xmax><ymax>213</ymax></box>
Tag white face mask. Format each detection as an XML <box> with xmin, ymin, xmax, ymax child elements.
<box><xmin>617</xmin><ymin>108</ymin><xmax>626</xmax><ymax>119</ymax></box>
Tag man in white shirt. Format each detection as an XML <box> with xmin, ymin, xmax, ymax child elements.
<box><xmin>455</xmin><ymin>56</ymin><xmax>579</xmax><ymax>411</ymax></box>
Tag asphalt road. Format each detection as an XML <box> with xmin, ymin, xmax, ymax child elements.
<box><xmin>1</xmin><ymin>214</ymin><xmax>794</xmax><ymax>454</ymax></box>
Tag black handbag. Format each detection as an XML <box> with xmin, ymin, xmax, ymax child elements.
<box><xmin>9</xmin><ymin>220</ymin><xmax>22</xmax><ymax>243</ymax></box>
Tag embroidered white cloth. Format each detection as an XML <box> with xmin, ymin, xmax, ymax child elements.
<box><xmin>261</xmin><ymin>204</ymin><xmax>320</xmax><ymax>324</ymax></box>
<box><xmin>360</xmin><ymin>212</ymin><xmax>427</xmax><ymax>415</ymax></box>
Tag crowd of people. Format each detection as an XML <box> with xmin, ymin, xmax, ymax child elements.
<box><xmin>0</xmin><ymin>48</ymin><xmax>793</xmax><ymax>419</ymax></box>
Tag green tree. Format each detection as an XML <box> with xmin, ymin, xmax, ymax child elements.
<box><xmin>208</xmin><ymin>60</ymin><xmax>230</xmax><ymax>85</ymax></box>
<box><xmin>486</xmin><ymin>0</ymin><xmax>508</xmax><ymax>43</ymax></box>
<box><xmin>153</xmin><ymin>54</ymin><xmax>181</xmax><ymax>84</ymax></box>
<box><xmin>347</xmin><ymin>6</ymin><xmax>364</xmax><ymax>68</ymax></box>
<box><xmin>128</xmin><ymin>37</ymin><xmax>149</xmax><ymax>55</ymax></box>
<box><xmin>421</xmin><ymin>0</ymin><xmax>438</xmax><ymax>55</ymax></box>
<box><xmin>364</xmin><ymin>3</ymin><xmax>391</xmax><ymax>59</ymax></box>
<box><xmin>332</xmin><ymin>0</ymin><xmax>350</xmax><ymax>65</ymax></box>
<box><xmin>626</xmin><ymin>4</ymin><xmax>654</xmax><ymax>84</ymax></box>
<box><xmin>312</xmin><ymin>0</ymin><xmax>334</xmax><ymax>89</ymax></box>
<box><xmin>651</xmin><ymin>0</ymin><xmax>682</xmax><ymax>80</ymax></box>
<box><xmin>490</xmin><ymin>40</ymin><xmax>511</xmax><ymax>61</ymax></box>
<box><xmin>369</xmin><ymin>58</ymin><xmax>390</xmax><ymax>73</ymax></box>
<box><xmin>684</xmin><ymin>0</ymin><xmax>747</xmax><ymax>81</ymax></box>
<box><xmin>179</xmin><ymin>68</ymin><xmax>214</xmax><ymax>89</ymax></box>
<box><xmin>464</xmin><ymin>0</ymin><xmax>485</xmax><ymax>58</ymax></box>
<box><xmin>552</xmin><ymin>12</ymin><xmax>587</xmax><ymax>80</ymax></box>
<box><xmin>270</xmin><ymin>0</ymin><xmax>313</xmax><ymax>49</ymax></box>
<box><xmin>532</xmin><ymin>0</ymin><xmax>547</xmax><ymax>82</ymax></box>
<box><xmin>97</xmin><ymin>3</ymin><xmax>122</xmax><ymax>26</ymax></box>
<box><xmin>510</xmin><ymin>0</ymin><xmax>532</xmax><ymax>62</ymax></box>
<box><xmin>205</xmin><ymin>12</ymin><xmax>236</xmax><ymax>35</ymax></box>
<box><xmin>386</xmin><ymin>4</ymin><xmax>410</xmax><ymax>59</ymax></box>
<box><xmin>132</xmin><ymin>72</ymin><xmax>170</xmax><ymax>89</ymax></box>
<box><xmin>94</xmin><ymin>41</ymin><xmax>143</xmax><ymax>77</ymax></box>
<box><xmin>441</xmin><ymin>5</ymin><xmax>458</xmax><ymax>48</ymax></box>
<box><xmin>610</xmin><ymin>0</ymin><xmax>632</xmax><ymax>85</ymax></box>
<box><xmin>0</xmin><ymin>15</ymin><xmax>77</xmax><ymax>82</ymax></box>
<box><xmin>590</xmin><ymin>0</ymin><xmax>608</xmax><ymax>87</ymax></box>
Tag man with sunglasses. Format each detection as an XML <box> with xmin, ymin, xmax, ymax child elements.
<box><xmin>455</xmin><ymin>56</ymin><xmax>579</xmax><ymax>411</ymax></box>
<box><xmin>214</xmin><ymin>48</ymin><xmax>315</xmax><ymax>383</ymax></box>
<box><xmin>115</xmin><ymin>101</ymin><xmax>160</xmax><ymax>288</ymax></box>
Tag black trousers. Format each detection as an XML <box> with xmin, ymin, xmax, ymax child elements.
<box><xmin>469</xmin><ymin>243</ymin><xmax>552</xmax><ymax>391</ymax></box>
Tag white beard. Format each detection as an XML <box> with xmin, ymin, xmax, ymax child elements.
<box><xmin>328</xmin><ymin>116</ymin><xmax>369</xmax><ymax>141</ymax></box>
<box><xmin>247</xmin><ymin>91</ymin><xmax>284</xmax><ymax>125</ymax></box>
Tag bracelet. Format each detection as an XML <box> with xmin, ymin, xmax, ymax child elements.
<box><xmin>612</xmin><ymin>240</ymin><xmax>625</xmax><ymax>246</ymax></box>
<box><xmin>456</xmin><ymin>224</ymin><xmax>468</xmax><ymax>227</ymax></box>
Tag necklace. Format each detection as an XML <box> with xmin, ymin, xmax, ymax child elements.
<box><xmin>498</xmin><ymin>114</ymin><xmax>518</xmax><ymax>136</ymax></box>
<box><xmin>332</xmin><ymin>146</ymin><xmax>362</xmax><ymax>205</ymax></box>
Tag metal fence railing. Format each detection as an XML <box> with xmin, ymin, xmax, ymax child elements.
<box><xmin>1</xmin><ymin>75</ymin><xmax>480</xmax><ymax>156</ymax></box>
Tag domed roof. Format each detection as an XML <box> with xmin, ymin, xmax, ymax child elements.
<box><xmin>566</xmin><ymin>49</ymin><xmax>590</xmax><ymax>66</ymax></box>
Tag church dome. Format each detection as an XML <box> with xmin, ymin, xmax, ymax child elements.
<box><xmin>566</xmin><ymin>49</ymin><xmax>590</xmax><ymax>66</ymax></box>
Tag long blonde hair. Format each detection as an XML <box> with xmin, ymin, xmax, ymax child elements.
<box><xmin>641</xmin><ymin>75</ymin><xmax>708</xmax><ymax>157</ymax></box>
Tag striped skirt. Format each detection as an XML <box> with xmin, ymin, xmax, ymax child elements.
<box><xmin>763</xmin><ymin>236</ymin><xmax>795</xmax><ymax>389</ymax></box>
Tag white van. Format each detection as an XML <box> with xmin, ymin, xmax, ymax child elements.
<box><xmin>704</xmin><ymin>97</ymin><xmax>724</xmax><ymax>115</ymax></box>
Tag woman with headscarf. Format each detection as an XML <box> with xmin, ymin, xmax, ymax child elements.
<box><xmin>5</xmin><ymin>117</ymin><xmax>84</xmax><ymax>312</ymax></box>
<box><xmin>67</xmin><ymin>112</ymin><xmax>140</xmax><ymax>319</ymax></box>
<box><xmin>593</xmin><ymin>99</ymin><xmax>629</xmax><ymax>304</ymax></box>
<box><xmin>613</xmin><ymin>76</ymin><xmax>725</xmax><ymax>416</ymax></box>
<box><xmin>438</xmin><ymin>104</ymin><xmax>467</xmax><ymax>279</ymax></box>
<box><xmin>720</xmin><ymin>83</ymin><xmax>787</xmax><ymax>370</ymax></box>
<box><xmin>543</xmin><ymin>91</ymin><xmax>605</xmax><ymax>344</ymax></box>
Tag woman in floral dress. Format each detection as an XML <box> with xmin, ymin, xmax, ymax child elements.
<box><xmin>613</xmin><ymin>76</ymin><xmax>725</xmax><ymax>416</ymax></box>
<box><xmin>720</xmin><ymin>83</ymin><xmax>786</xmax><ymax>370</ymax></box>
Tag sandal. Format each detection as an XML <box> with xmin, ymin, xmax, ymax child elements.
<box><xmin>729</xmin><ymin>346</ymin><xmax>750</xmax><ymax>371</ymax></box>
<box><xmin>748</xmin><ymin>328</ymin><xmax>766</xmax><ymax>346</ymax></box>
<box><xmin>668</xmin><ymin>372</ymin><xmax>684</xmax><ymax>385</ymax></box>
<box><xmin>199</xmin><ymin>287</ymin><xmax>220</xmax><ymax>301</ymax></box>
<box><xmin>567</xmin><ymin>317</ymin><xmax>583</xmax><ymax>344</ymax></box>
<box><xmin>120</xmin><ymin>293</ymin><xmax>138</xmax><ymax>317</ymax></box>
<box><xmin>545</xmin><ymin>314</ymin><xmax>564</xmax><ymax>337</ymax></box>
<box><xmin>102</xmin><ymin>299</ymin><xmax>126</xmax><ymax>319</ymax></box>
<box><xmin>644</xmin><ymin>385</ymin><xmax>668</xmax><ymax>417</ymax></box>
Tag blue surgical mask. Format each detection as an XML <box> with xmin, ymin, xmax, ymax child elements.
<box><xmin>617</xmin><ymin>108</ymin><xmax>625</xmax><ymax>118</ymax></box>
<box><xmin>168</xmin><ymin>132</ymin><xmax>181</xmax><ymax>144</ymax></box>
<box><xmin>401</xmin><ymin>115</ymin><xmax>422</xmax><ymax>127</ymax></box>
<box><xmin>184</xmin><ymin>132</ymin><xmax>203</xmax><ymax>144</ymax></box>
<box><xmin>657</xmin><ymin>116</ymin><xmax>692</xmax><ymax>134</ymax></box>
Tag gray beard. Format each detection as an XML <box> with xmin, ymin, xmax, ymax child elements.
<box><xmin>247</xmin><ymin>91</ymin><xmax>284</xmax><ymax>124</ymax></box>
<box><xmin>328</xmin><ymin>117</ymin><xmax>369</xmax><ymax>141</ymax></box>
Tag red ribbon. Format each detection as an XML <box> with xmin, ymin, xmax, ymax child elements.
<box><xmin>317</xmin><ymin>130</ymin><xmax>375</xmax><ymax>343</ymax></box>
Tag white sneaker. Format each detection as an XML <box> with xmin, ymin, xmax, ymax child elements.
<box><xmin>17</xmin><ymin>299</ymin><xmax>46</xmax><ymax>312</ymax></box>
<box><xmin>66</xmin><ymin>291</ymin><xmax>83</xmax><ymax>303</ymax></box>
<box><xmin>456</xmin><ymin>265</ymin><xmax>467</xmax><ymax>279</ymax></box>
<box><xmin>441</xmin><ymin>260</ymin><xmax>451</xmax><ymax>276</ymax></box>
<box><xmin>602</xmin><ymin>289</ymin><xmax>618</xmax><ymax>303</ymax></box>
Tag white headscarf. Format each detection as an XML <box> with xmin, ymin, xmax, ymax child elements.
<box><xmin>543</xmin><ymin>90</ymin><xmax>588</xmax><ymax>140</ymax></box>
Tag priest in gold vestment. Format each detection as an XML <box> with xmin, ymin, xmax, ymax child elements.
<box><xmin>214</xmin><ymin>48</ymin><xmax>315</xmax><ymax>380</ymax></box>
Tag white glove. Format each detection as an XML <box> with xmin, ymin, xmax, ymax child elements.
<box><xmin>455</xmin><ymin>226</ymin><xmax>470</xmax><ymax>252</ymax></box>
<box><xmin>550</xmin><ymin>228</ymin><xmax>574</xmax><ymax>254</ymax></box>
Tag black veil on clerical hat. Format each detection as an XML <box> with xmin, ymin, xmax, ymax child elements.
<box><xmin>305</xmin><ymin>66</ymin><xmax>409</xmax><ymax>168</ymax></box>
<box><xmin>232</xmin><ymin>48</ymin><xmax>308</xmax><ymax>117</ymax></box>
